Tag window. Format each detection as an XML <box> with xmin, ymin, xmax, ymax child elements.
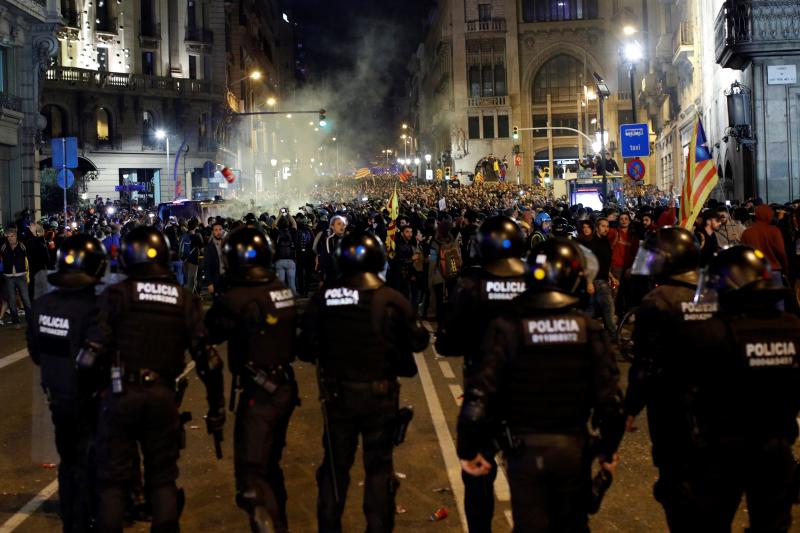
<box><xmin>494</xmin><ymin>65</ymin><xmax>506</xmax><ymax>96</ymax></box>
<box><xmin>203</xmin><ymin>55</ymin><xmax>212</xmax><ymax>80</ymax></box>
<box><xmin>189</xmin><ymin>55</ymin><xmax>197</xmax><ymax>79</ymax></box>
<box><xmin>0</xmin><ymin>47</ymin><xmax>6</xmax><ymax>93</ymax></box>
<box><xmin>141</xmin><ymin>0</ymin><xmax>156</xmax><ymax>35</ymax></box>
<box><xmin>187</xmin><ymin>0</ymin><xmax>197</xmax><ymax>31</ymax></box>
<box><xmin>498</xmin><ymin>115</ymin><xmax>509</xmax><ymax>138</ymax></box>
<box><xmin>478</xmin><ymin>4</ymin><xmax>492</xmax><ymax>22</ymax></box>
<box><xmin>533</xmin><ymin>54</ymin><xmax>584</xmax><ymax>104</ymax></box>
<box><xmin>468</xmin><ymin>116</ymin><xmax>480</xmax><ymax>139</ymax></box>
<box><xmin>41</xmin><ymin>105</ymin><xmax>66</xmax><ymax>141</ymax></box>
<box><xmin>142</xmin><ymin>51</ymin><xmax>155</xmax><ymax>75</ymax></box>
<box><xmin>469</xmin><ymin>66</ymin><xmax>480</xmax><ymax>97</ymax></box>
<box><xmin>142</xmin><ymin>111</ymin><xmax>156</xmax><ymax>148</ymax></box>
<box><xmin>532</xmin><ymin>114</ymin><xmax>580</xmax><ymax>137</ymax></box>
<box><xmin>482</xmin><ymin>65</ymin><xmax>493</xmax><ymax>96</ymax></box>
<box><xmin>483</xmin><ymin>115</ymin><xmax>495</xmax><ymax>138</ymax></box>
<box><xmin>523</xmin><ymin>0</ymin><xmax>599</xmax><ymax>23</ymax></box>
<box><xmin>95</xmin><ymin>0</ymin><xmax>112</xmax><ymax>31</ymax></box>
<box><xmin>96</xmin><ymin>108</ymin><xmax>111</xmax><ymax>145</ymax></box>
<box><xmin>97</xmin><ymin>48</ymin><xmax>108</xmax><ymax>72</ymax></box>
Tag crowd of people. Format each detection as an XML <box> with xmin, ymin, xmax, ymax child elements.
<box><xmin>4</xmin><ymin>178</ymin><xmax>800</xmax><ymax>532</ymax></box>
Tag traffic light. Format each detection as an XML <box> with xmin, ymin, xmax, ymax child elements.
<box><xmin>319</xmin><ymin>109</ymin><xmax>327</xmax><ymax>127</ymax></box>
<box><xmin>512</xmin><ymin>126</ymin><xmax>519</xmax><ymax>140</ymax></box>
<box><xmin>444</xmin><ymin>166</ymin><xmax>451</xmax><ymax>179</ymax></box>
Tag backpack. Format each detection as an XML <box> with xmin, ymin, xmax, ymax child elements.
<box><xmin>276</xmin><ymin>231</ymin><xmax>295</xmax><ymax>260</ymax></box>
<box><xmin>178</xmin><ymin>233</ymin><xmax>193</xmax><ymax>261</ymax></box>
<box><xmin>438</xmin><ymin>240</ymin><xmax>462</xmax><ymax>280</ymax></box>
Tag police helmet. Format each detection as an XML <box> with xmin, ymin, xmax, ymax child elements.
<box><xmin>526</xmin><ymin>238</ymin><xmax>598</xmax><ymax>308</ymax></box>
<box><xmin>707</xmin><ymin>245</ymin><xmax>782</xmax><ymax>301</ymax></box>
<box><xmin>631</xmin><ymin>226</ymin><xmax>699</xmax><ymax>283</ymax></box>
<box><xmin>477</xmin><ymin>216</ymin><xmax>526</xmax><ymax>276</ymax></box>
<box><xmin>335</xmin><ymin>231</ymin><xmax>386</xmax><ymax>277</ymax></box>
<box><xmin>47</xmin><ymin>234</ymin><xmax>107</xmax><ymax>289</ymax></box>
<box><xmin>120</xmin><ymin>226</ymin><xmax>171</xmax><ymax>279</ymax></box>
<box><xmin>551</xmin><ymin>217</ymin><xmax>570</xmax><ymax>237</ymax></box>
<box><xmin>223</xmin><ymin>226</ymin><xmax>275</xmax><ymax>283</ymax></box>
<box><xmin>534</xmin><ymin>211</ymin><xmax>551</xmax><ymax>229</ymax></box>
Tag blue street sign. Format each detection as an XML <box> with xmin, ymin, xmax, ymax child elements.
<box><xmin>619</xmin><ymin>123</ymin><xmax>650</xmax><ymax>158</ymax></box>
<box><xmin>56</xmin><ymin>168</ymin><xmax>75</xmax><ymax>189</ymax></box>
<box><xmin>51</xmin><ymin>137</ymin><xmax>79</xmax><ymax>169</ymax></box>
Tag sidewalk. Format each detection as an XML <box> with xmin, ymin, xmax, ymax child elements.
<box><xmin>0</xmin><ymin>315</ymin><xmax>28</xmax><ymax>358</ymax></box>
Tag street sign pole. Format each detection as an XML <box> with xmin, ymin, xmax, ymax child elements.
<box><xmin>62</xmin><ymin>138</ymin><xmax>67</xmax><ymax>224</ymax></box>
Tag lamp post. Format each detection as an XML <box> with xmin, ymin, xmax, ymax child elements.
<box><xmin>155</xmin><ymin>129</ymin><xmax>170</xmax><ymax>203</ymax></box>
<box><xmin>332</xmin><ymin>137</ymin><xmax>339</xmax><ymax>177</ymax></box>
<box><xmin>270</xmin><ymin>157</ymin><xmax>278</xmax><ymax>188</ymax></box>
<box><xmin>593</xmin><ymin>73</ymin><xmax>611</xmax><ymax>203</ymax></box>
<box><xmin>623</xmin><ymin>41</ymin><xmax>643</xmax><ymax>123</ymax></box>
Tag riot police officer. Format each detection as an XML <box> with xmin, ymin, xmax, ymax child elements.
<box><xmin>625</xmin><ymin>226</ymin><xmax>714</xmax><ymax>531</ymax></box>
<box><xmin>27</xmin><ymin>234</ymin><xmax>106</xmax><ymax>533</ymax></box>
<box><xmin>205</xmin><ymin>227</ymin><xmax>298</xmax><ymax>533</ymax></box>
<box><xmin>683</xmin><ymin>246</ymin><xmax>800</xmax><ymax>532</ymax></box>
<box><xmin>299</xmin><ymin>231</ymin><xmax>429</xmax><ymax>533</ymax></box>
<box><xmin>457</xmin><ymin>238</ymin><xmax>624</xmax><ymax>531</ymax></box>
<box><xmin>85</xmin><ymin>226</ymin><xmax>225</xmax><ymax>533</ymax></box>
<box><xmin>436</xmin><ymin>215</ymin><xmax>526</xmax><ymax>533</ymax></box>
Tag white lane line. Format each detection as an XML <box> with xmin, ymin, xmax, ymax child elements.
<box><xmin>438</xmin><ymin>360</ymin><xmax>456</xmax><ymax>379</ymax></box>
<box><xmin>504</xmin><ymin>509</ymin><xmax>514</xmax><ymax>528</ymax></box>
<box><xmin>448</xmin><ymin>383</ymin><xmax>463</xmax><ymax>406</ymax></box>
<box><xmin>0</xmin><ymin>349</ymin><xmax>27</xmax><ymax>370</ymax></box>
<box><xmin>0</xmin><ymin>479</ymin><xmax>58</xmax><ymax>532</ymax></box>
<box><xmin>414</xmin><ymin>350</ymin><xmax>468</xmax><ymax>532</ymax></box>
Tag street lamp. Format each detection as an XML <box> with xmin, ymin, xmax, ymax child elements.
<box><xmin>155</xmin><ymin>129</ymin><xmax>169</xmax><ymax>202</ymax></box>
<box><xmin>623</xmin><ymin>40</ymin><xmax>643</xmax><ymax>123</ymax></box>
<box><xmin>229</xmin><ymin>70</ymin><xmax>262</xmax><ymax>87</ymax></box>
<box><xmin>593</xmin><ymin>72</ymin><xmax>611</xmax><ymax>203</ymax></box>
<box><xmin>424</xmin><ymin>153</ymin><xmax>431</xmax><ymax>164</ymax></box>
<box><xmin>623</xmin><ymin>25</ymin><xmax>637</xmax><ymax>36</ymax></box>
<box><xmin>266</xmin><ymin>96</ymin><xmax>277</xmax><ymax>107</ymax></box>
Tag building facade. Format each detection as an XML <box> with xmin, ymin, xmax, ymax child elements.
<box><xmin>0</xmin><ymin>0</ymin><xmax>61</xmax><ymax>225</ymax></box>
<box><xmin>40</xmin><ymin>0</ymin><xmax>295</xmax><ymax>210</ymax></box>
<box><xmin>412</xmin><ymin>0</ymin><xmax>645</xmax><ymax>186</ymax></box>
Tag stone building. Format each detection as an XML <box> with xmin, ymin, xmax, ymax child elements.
<box><xmin>411</xmin><ymin>0</ymin><xmax>646</xmax><ymax>186</ymax></box>
<box><xmin>40</xmin><ymin>0</ymin><xmax>295</xmax><ymax>208</ymax></box>
<box><xmin>0</xmin><ymin>0</ymin><xmax>61</xmax><ymax>224</ymax></box>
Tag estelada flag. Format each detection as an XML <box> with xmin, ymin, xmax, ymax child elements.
<box><xmin>354</xmin><ymin>167</ymin><xmax>370</xmax><ymax>180</ymax></box>
<box><xmin>386</xmin><ymin>183</ymin><xmax>399</xmax><ymax>259</ymax></box>
<box><xmin>680</xmin><ymin>115</ymin><xmax>719</xmax><ymax>229</ymax></box>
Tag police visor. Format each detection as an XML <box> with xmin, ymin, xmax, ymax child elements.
<box><xmin>631</xmin><ymin>246</ymin><xmax>667</xmax><ymax>277</ymax></box>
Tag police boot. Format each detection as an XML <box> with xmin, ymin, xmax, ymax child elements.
<box><xmin>249</xmin><ymin>506</ymin><xmax>272</xmax><ymax>533</ymax></box>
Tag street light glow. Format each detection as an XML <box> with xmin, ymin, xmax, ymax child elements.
<box><xmin>155</xmin><ymin>129</ymin><xmax>167</xmax><ymax>140</ymax></box>
<box><xmin>424</xmin><ymin>154</ymin><xmax>431</xmax><ymax>163</ymax></box>
<box><xmin>623</xmin><ymin>25</ymin><xmax>637</xmax><ymax>36</ymax></box>
<box><xmin>266</xmin><ymin>97</ymin><xmax>277</xmax><ymax>107</ymax></box>
<box><xmin>414</xmin><ymin>157</ymin><xmax>420</xmax><ymax>165</ymax></box>
<box><xmin>624</xmin><ymin>41</ymin><xmax>644</xmax><ymax>62</ymax></box>
<box><xmin>270</xmin><ymin>159</ymin><xmax>278</xmax><ymax>167</ymax></box>
<box><xmin>286</xmin><ymin>114</ymin><xmax>292</xmax><ymax>118</ymax></box>
<box><xmin>250</xmin><ymin>71</ymin><xmax>262</xmax><ymax>80</ymax></box>
<box><xmin>402</xmin><ymin>124</ymin><xmax>408</xmax><ymax>129</ymax></box>
<box><xmin>401</xmin><ymin>134</ymin><xmax>407</xmax><ymax>140</ymax></box>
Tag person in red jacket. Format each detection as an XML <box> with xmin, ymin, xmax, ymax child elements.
<box><xmin>741</xmin><ymin>204</ymin><xmax>789</xmax><ymax>289</ymax></box>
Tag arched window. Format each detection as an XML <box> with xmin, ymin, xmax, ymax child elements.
<box><xmin>469</xmin><ymin>66</ymin><xmax>480</xmax><ymax>98</ymax></box>
<box><xmin>142</xmin><ymin>110</ymin><xmax>156</xmax><ymax>148</ymax></box>
<box><xmin>41</xmin><ymin>105</ymin><xmax>66</xmax><ymax>141</ymax></box>
<box><xmin>494</xmin><ymin>65</ymin><xmax>506</xmax><ymax>96</ymax></box>
<box><xmin>96</xmin><ymin>107</ymin><xmax>111</xmax><ymax>145</ymax></box>
<box><xmin>533</xmin><ymin>54</ymin><xmax>584</xmax><ymax>104</ymax></box>
<box><xmin>482</xmin><ymin>65</ymin><xmax>493</xmax><ymax>96</ymax></box>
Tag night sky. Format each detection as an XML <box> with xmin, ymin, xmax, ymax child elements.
<box><xmin>290</xmin><ymin>0</ymin><xmax>436</xmax><ymax>153</ymax></box>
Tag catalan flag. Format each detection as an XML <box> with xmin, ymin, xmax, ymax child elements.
<box><xmin>353</xmin><ymin>167</ymin><xmax>371</xmax><ymax>180</ymax></box>
<box><xmin>386</xmin><ymin>184</ymin><xmax>399</xmax><ymax>259</ymax></box>
<box><xmin>680</xmin><ymin>115</ymin><xmax>719</xmax><ymax>229</ymax></box>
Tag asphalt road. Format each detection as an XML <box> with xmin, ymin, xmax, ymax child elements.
<box><xmin>1</xmin><ymin>319</ymin><xmax>799</xmax><ymax>532</ymax></box>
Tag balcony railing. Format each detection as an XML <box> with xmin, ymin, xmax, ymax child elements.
<box><xmin>0</xmin><ymin>93</ymin><xmax>23</xmax><ymax>112</ymax></box>
<box><xmin>185</xmin><ymin>27</ymin><xmax>213</xmax><ymax>43</ymax></box>
<box><xmin>466</xmin><ymin>18</ymin><xmax>506</xmax><ymax>33</ymax></box>
<box><xmin>715</xmin><ymin>0</ymin><xmax>800</xmax><ymax>69</ymax></box>
<box><xmin>44</xmin><ymin>66</ymin><xmax>219</xmax><ymax>98</ymax></box>
<box><xmin>140</xmin><ymin>20</ymin><xmax>161</xmax><ymax>38</ymax></box>
<box><xmin>468</xmin><ymin>95</ymin><xmax>507</xmax><ymax>106</ymax></box>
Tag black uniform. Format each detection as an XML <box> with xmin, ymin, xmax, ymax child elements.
<box><xmin>27</xmin><ymin>286</ymin><xmax>99</xmax><ymax>533</ymax></box>
<box><xmin>458</xmin><ymin>292</ymin><xmax>624</xmax><ymax>531</ymax></box>
<box><xmin>625</xmin><ymin>282</ymin><xmax>716</xmax><ymax>529</ymax></box>
<box><xmin>683</xmin><ymin>308</ymin><xmax>800</xmax><ymax>532</ymax></box>
<box><xmin>300</xmin><ymin>275</ymin><xmax>428</xmax><ymax>532</ymax></box>
<box><xmin>90</xmin><ymin>277</ymin><xmax>212</xmax><ymax>532</ymax></box>
<box><xmin>205</xmin><ymin>277</ymin><xmax>298</xmax><ymax>532</ymax></box>
<box><xmin>436</xmin><ymin>267</ymin><xmax>525</xmax><ymax>533</ymax></box>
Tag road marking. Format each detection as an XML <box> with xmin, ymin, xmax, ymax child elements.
<box><xmin>438</xmin><ymin>360</ymin><xmax>456</xmax><ymax>379</ymax></box>
<box><xmin>448</xmin><ymin>383</ymin><xmax>463</xmax><ymax>406</ymax></box>
<box><xmin>414</xmin><ymin>350</ymin><xmax>468</xmax><ymax>532</ymax></box>
<box><xmin>0</xmin><ymin>479</ymin><xmax>58</xmax><ymax>532</ymax></box>
<box><xmin>0</xmin><ymin>349</ymin><xmax>27</xmax><ymax>370</ymax></box>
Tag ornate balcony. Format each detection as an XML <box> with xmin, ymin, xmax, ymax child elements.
<box><xmin>715</xmin><ymin>0</ymin><xmax>800</xmax><ymax>70</ymax></box>
<box><xmin>466</xmin><ymin>18</ymin><xmax>506</xmax><ymax>33</ymax></box>
<box><xmin>468</xmin><ymin>96</ymin><xmax>507</xmax><ymax>107</ymax></box>
<box><xmin>44</xmin><ymin>66</ymin><xmax>222</xmax><ymax>99</ymax></box>
<box><xmin>672</xmin><ymin>21</ymin><xmax>694</xmax><ymax>68</ymax></box>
